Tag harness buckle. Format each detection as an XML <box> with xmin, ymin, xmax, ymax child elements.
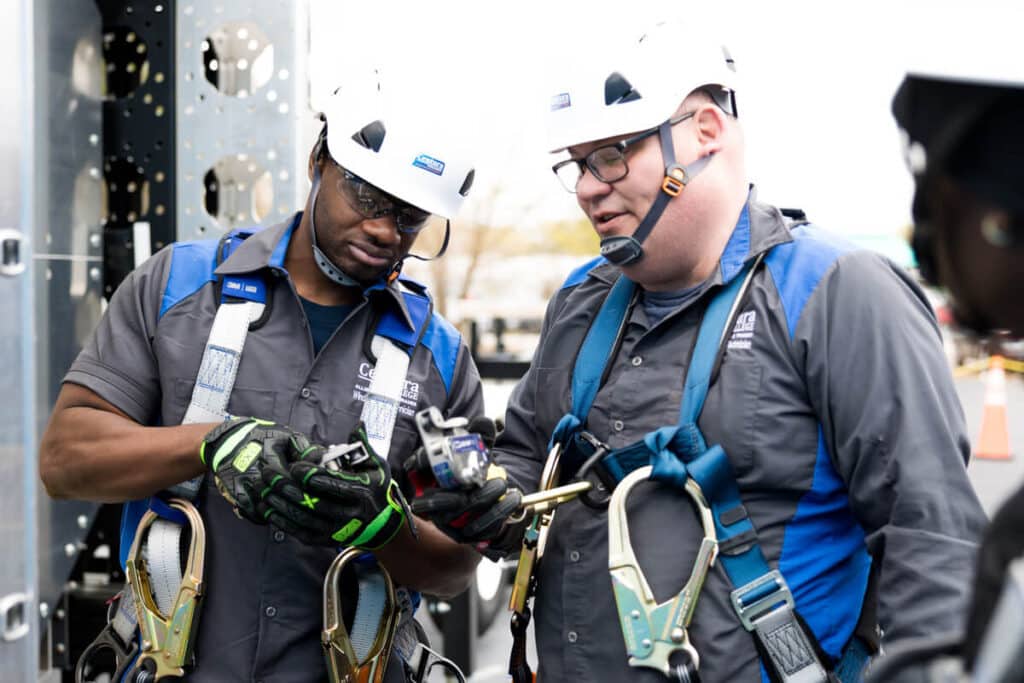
<box><xmin>123</xmin><ymin>499</ymin><xmax>205</xmax><ymax>681</ymax></box>
<box><xmin>608</xmin><ymin>465</ymin><xmax>718</xmax><ymax>679</ymax></box>
<box><xmin>730</xmin><ymin>570</ymin><xmax>795</xmax><ymax>631</ymax></box>
<box><xmin>323</xmin><ymin>548</ymin><xmax>398</xmax><ymax>683</ymax></box>
<box><xmin>731</xmin><ymin>571</ymin><xmax>830</xmax><ymax>683</ymax></box>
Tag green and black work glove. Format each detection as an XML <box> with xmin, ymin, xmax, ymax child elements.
<box><xmin>403</xmin><ymin>417</ymin><xmax>523</xmax><ymax>547</ymax></box>
<box><xmin>200</xmin><ymin>417</ymin><xmax>310</xmax><ymax>524</ymax></box>
<box><xmin>259</xmin><ymin>424</ymin><xmax>411</xmax><ymax>549</ymax></box>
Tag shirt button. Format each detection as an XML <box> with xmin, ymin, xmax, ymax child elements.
<box><xmin>300</xmin><ymin>387</ymin><xmax>311</xmax><ymax>398</ymax></box>
<box><xmin>273</xmin><ymin>530</ymin><xmax>286</xmax><ymax>543</ymax></box>
<box><xmin>613</xmin><ymin>420</ymin><xmax>624</xmax><ymax>432</ymax></box>
<box><xmin>567</xmin><ymin>631</ymin><xmax>578</xmax><ymax>643</ymax></box>
<box><xmin>569</xmin><ymin>550</ymin><xmax>580</xmax><ymax>562</ymax></box>
<box><xmin>631</xmin><ymin>356</ymin><xmax>643</xmax><ymax>366</ymax></box>
<box><xmin>265</xmin><ymin>606</ymin><xmax>277</xmax><ymax>618</ymax></box>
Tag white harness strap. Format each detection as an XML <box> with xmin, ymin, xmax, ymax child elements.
<box><xmin>360</xmin><ymin>336</ymin><xmax>411</xmax><ymax>458</ymax></box>
<box><xmin>350</xmin><ymin>567</ymin><xmax>391</xmax><ymax>662</ymax></box>
<box><xmin>183</xmin><ymin>301</ymin><xmax>264</xmax><ymax>424</ymax></box>
<box><xmin>113</xmin><ymin>300</ymin><xmax>263</xmax><ymax>645</ymax></box>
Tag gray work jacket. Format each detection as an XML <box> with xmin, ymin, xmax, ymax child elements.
<box><xmin>493</xmin><ymin>197</ymin><xmax>985</xmax><ymax>682</ymax></box>
<box><xmin>64</xmin><ymin>214</ymin><xmax>484</xmax><ymax>682</ymax></box>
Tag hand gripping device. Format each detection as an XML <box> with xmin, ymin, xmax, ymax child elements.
<box><xmin>411</xmin><ymin>407</ymin><xmax>491</xmax><ymax>490</ymax></box>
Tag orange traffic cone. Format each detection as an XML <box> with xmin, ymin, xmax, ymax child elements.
<box><xmin>975</xmin><ymin>355</ymin><xmax>1013</xmax><ymax>460</ymax></box>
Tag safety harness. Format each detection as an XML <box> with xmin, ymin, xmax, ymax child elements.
<box><xmin>548</xmin><ymin>249</ymin><xmax>874</xmax><ymax>683</ymax></box>
<box><xmin>77</xmin><ymin>226</ymin><xmax>436</xmax><ymax>682</ymax></box>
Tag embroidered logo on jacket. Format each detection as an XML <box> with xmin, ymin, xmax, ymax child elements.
<box><xmin>354</xmin><ymin>362</ymin><xmax>419</xmax><ymax>416</ymax></box>
<box><xmin>727</xmin><ymin>310</ymin><xmax>756</xmax><ymax>350</ymax></box>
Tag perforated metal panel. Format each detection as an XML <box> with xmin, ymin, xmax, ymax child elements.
<box><xmin>95</xmin><ymin>0</ymin><xmax>177</xmax><ymax>297</ymax></box>
<box><xmin>176</xmin><ymin>0</ymin><xmax>310</xmax><ymax>241</ymax></box>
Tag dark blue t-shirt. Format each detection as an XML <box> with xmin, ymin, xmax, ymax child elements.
<box><xmin>300</xmin><ymin>297</ymin><xmax>354</xmax><ymax>355</ymax></box>
<box><xmin>641</xmin><ymin>284</ymin><xmax>702</xmax><ymax>326</ymax></box>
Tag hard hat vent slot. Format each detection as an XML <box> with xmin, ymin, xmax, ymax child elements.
<box><xmin>604</xmin><ymin>72</ymin><xmax>642</xmax><ymax>106</ymax></box>
<box><xmin>351</xmin><ymin>120</ymin><xmax>387</xmax><ymax>153</ymax></box>
<box><xmin>458</xmin><ymin>169</ymin><xmax>475</xmax><ymax>197</ymax></box>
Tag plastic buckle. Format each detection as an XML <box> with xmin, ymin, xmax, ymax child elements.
<box><xmin>661</xmin><ymin>169</ymin><xmax>687</xmax><ymax>197</ymax></box>
<box><xmin>407</xmin><ymin>642</ymin><xmax>466</xmax><ymax>683</ymax></box>
<box><xmin>74</xmin><ymin>616</ymin><xmax>139</xmax><ymax>683</ymax></box>
<box><xmin>730</xmin><ymin>570</ymin><xmax>795</xmax><ymax>631</ymax></box>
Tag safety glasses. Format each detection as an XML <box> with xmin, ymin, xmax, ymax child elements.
<box><xmin>332</xmin><ymin>162</ymin><xmax>432</xmax><ymax>234</ymax></box>
<box><xmin>551</xmin><ymin>111</ymin><xmax>695</xmax><ymax>193</ymax></box>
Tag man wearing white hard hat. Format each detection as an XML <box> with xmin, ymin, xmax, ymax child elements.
<box><xmin>40</xmin><ymin>70</ymin><xmax>500</xmax><ymax>681</ymax></box>
<box><xmin>412</xmin><ymin>22</ymin><xmax>985</xmax><ymax>682</ymax></box>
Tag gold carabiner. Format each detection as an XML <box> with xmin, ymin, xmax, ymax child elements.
<box><xmin>509</xmin><ymin>443</ymin><xmax>575</xmax><ymax>614</ymax></box>
<box><xmin>323</xmin><ymin>548</ymin><xmax>399</xmax><ymax>683</ymax></box>
<box><xmin>123</xmin><ymin>499</ymin><xmax>206</xmax><ymax>680</ymax></box>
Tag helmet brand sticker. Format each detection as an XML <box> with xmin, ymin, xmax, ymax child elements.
<box><xmin>551</xmin><ymin>93</ymin><xmax>571</xmax><ymax>111</ymax></box>
<box><xmin>413</xmin><ymin>154</ymin><xmax>446</xmax><ymax>176</ymax></box>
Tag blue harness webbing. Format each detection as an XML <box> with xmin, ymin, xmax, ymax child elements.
<box><xmin>550</xmin><ymin>259</ymin><xmax>870</xmax><ymax>683</ymax></box>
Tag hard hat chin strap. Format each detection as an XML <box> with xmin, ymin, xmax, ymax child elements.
<box><xmin>393</xmin><ymin>220</ymin><xmax>451</xmax><ymax>279</ymax></box>
<box><xmin>599</xmin><ymin>120</ymin><xmax>715</xmax><ymax>266</ymax></box>
<box><xmin>309</xmin><ymin>166</ymin><xmax>363</xmax><ymax>288</ymax></box>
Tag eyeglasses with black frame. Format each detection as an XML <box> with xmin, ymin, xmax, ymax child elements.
<box><xmin>551</xmin><ymin>111</ymin><xmax>696</xmax><ymax>193</ymax></box>
<box><xmin>331</xmin><ymin>161</ymin><xmax>432</xmax><ymax>234</ymax></box>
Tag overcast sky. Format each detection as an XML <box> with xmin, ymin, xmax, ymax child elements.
<box><xmin>309</xmin><ymin>0</ymin><xmax>1023</xmax><ymax>240</ymax></box>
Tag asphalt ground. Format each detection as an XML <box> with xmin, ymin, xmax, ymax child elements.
<box><xmin>421</xmin><ymin>372</ymin><xmax>1024</xmax><ymax>682</ymax></box>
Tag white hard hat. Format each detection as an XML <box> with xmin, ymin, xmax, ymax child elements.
<box><xmin>320</xmin><ymin>70</ymin><xmax>476</xmax><ymax>219</ymax></box>
<box><xmin>546</xmin><ymin>22</ymin><xmax>739</xmax><ymax>153</ymax></box>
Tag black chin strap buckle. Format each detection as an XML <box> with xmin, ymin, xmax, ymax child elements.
<box><xmin>600</xmin><ymin>235</ymin><xmax>644</xmax><ymax>266</ymax></box>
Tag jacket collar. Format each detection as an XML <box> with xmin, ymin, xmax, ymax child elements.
<box><xmin>715</xmin><ymin>186</ymin><xmax>795</xmax><ymax>285</ymax></box>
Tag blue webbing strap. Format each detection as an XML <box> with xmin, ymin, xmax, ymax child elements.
<box><xmin>549</xmin><ymin>274</ymin><xmax>635</xmax><ymax>453</ymax></box>
<box><xmin>651</xmin><ymin>261</ymin><xmax>773</xmax><ymax>589</ymax></box>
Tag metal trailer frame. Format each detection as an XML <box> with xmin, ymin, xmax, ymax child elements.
<box><xmin>0</xmin><ymin>0</ymin><xmax>39</xmax><ymax>679</ymax></box>
<box><xmin>9</xmin><ymin>1</ymin><xmax>310</xmax><ymax>681</ymax></box>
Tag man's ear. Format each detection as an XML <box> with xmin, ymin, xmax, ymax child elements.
<box><xmin>694</xmin><ymin>102</ymin><xmax>726</xmax><ymax>153</ymax></box>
